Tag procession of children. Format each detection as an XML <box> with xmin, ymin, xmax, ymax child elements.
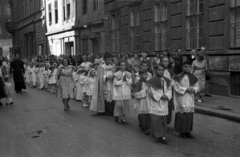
<box><xmin>2</xmin><ymin>50</ymin><xmax>201</xmax><ymax>145</ymax></box>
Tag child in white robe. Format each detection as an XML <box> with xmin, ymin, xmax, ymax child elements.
<box><xmin>48</xmin><ymin>63</ymin><xmax>58</xmax><ymax>93</ymax></box>
<box><xmin>81</xmin><ymin>71</ymin><xmax>88</xmax><ymax>107</ymax></box>
<box><xmin>86</xmin><ymin>69</ymin><xmax>96</xmax><ymax>105</ymax></box>
<box><xmin>29</xmin><ymin>63</ymin><xmax>36</xmax><ymax>87</ymax></box>
<box><xmin>4</xmin><ymin>76</ymin><xmax>13</xmax><ymax>105</ymax></box>
<box><xmin>25</xmin><ymin>62</ymin><xmax>30</xmax><ymax>85</ymax></box>
<box><xmin>38</xmin><ymin>63</ymin><xmax>44</xmax><ymax>89</ymax></box>
<box><xmin>147</xmin><ymin>64</ymin><xmax>172</xmax><ymax>144</ymax></box>
<box><xmin>75</xmin><ymin>69</ymin><xmax>85</xmax><ymax>101</ymax></box>
<box><xmin>173</xmin><ymin>61</ymin><xmax>199</xmax><ymax>139</ymax></box>
<box><xmin>113</xmin><ymin>60</ymin><xmax>132</xmax><ymax>124</ymax></box>
<box><xmin>134</xmin><ymin>70</ymin><xmax>151</xmax><ymax>135</ymax></box>
<box><xmin>43</xmin><ymin>64</ymin><xmax>51</xmax><ymax>90</ymax></box>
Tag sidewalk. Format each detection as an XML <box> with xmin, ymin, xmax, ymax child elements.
<box><xmin>195</xmin><ymin>95</ymin><xmax>240</xmax><ymax>122</ymax></box>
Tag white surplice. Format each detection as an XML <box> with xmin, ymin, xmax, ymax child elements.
<box><xmin>174</xmin><ymin>75</ymin><xmax>199</xmax><ymax>113</ymax></box>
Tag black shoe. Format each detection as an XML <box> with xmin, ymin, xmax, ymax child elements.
<box><xmin>178</xmin><ymin>133</ymin><xmax>186</xmax><ymax>138</ymax></box>
<box><xmin>66</xmin><ymin>104</ymin><xmax>70</xmax><ymax>109</ymax></box>
<box><xmin>114</xmin><ymin>116</ymin><xmax>119</xmax><ymax>123</ymax></box>
<box><xmin>6</xmin><ymin>103</ymin><xmax>9</xmax><ymax>106</ymax></box>
<box><xmin>10</xmin><ymin>102</ymin><xmax>14</xmax><ymax>105</ymax></box>
<box><xmin>121</xmin><ymin>119</ymin><xmax>128</xmax><ymax>125</ymax></box>
<box><xmin>144</xmin><ymin>130</ymin><xmax>150</xmax><ymax>135</ymax></box>
<box><xmin>0</xmin><ymin>102</ymin><xmax>2</xmax><ymax>106</ymax></box>
<box><xmin>185</xmin><ymin>132</ymin><xmax>194</xmax><ymax>139</ymax></box>
<box><xmin>157</xmin><ymin>137</ymin><xmax>168</xmax><ymax>144</ymax></box>
<box><xmin>205</xmin><ymin>94</ymin><xmax>212</xmax><ymax>97</ymax></box>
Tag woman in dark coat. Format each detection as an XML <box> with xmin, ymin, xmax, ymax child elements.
<box><xmin>10</xmin><ymin>54</ymin><xmax>26</xmax><ymax>93</ymax></box>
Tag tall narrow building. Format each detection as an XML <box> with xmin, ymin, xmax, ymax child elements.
<box><xmin>46</xmin><ymin>0</ymin><xmax>105</xmax><ymax>56</ymax></box>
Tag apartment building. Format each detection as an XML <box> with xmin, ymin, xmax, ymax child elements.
<box><xmin>9</xmin><ymin>0</ymin><xmax>46</xmax><ymax>58</ymax></box>
<box><xmin>0</xmin><ymin>0</ymin><xmax>12</xmax><ymax>57</ymax></box>
<box><xmin>46</xmin><ymin>0</ymin><xmax>105</xmax><ymax>56</ymax></box>
<box><xmin>104</xmin><ymin>0</ymin><xmax>240</xmax><ymax>97</ymax></box>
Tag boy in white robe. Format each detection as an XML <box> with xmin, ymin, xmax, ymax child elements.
<box><xmin>113</xmin><ymin>60</ymin><xmax>132</xmax><ymax>124</ymax></box>
<box><xmin>173</xmin><ymin>61</ymin><xmax>199</xmax><ymax>139</ymax></box>
<box><xmin>134</xmin><ymin>70</ymin><xmax>151</xmax><ymax>135</ymax></box>
<box><xmin>147</xmin><ymin>64</ymin><xmax>172</xmax><ymax>144</ymax></box>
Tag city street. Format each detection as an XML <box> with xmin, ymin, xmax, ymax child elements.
<box><xmin>0</xmin><ymin>86</ymin><xmax>239</xmax><ymax>157</ymax></box>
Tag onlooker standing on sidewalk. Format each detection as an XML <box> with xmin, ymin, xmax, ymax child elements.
<box><xmin>173</xmin><ymin>61</ymin><xmax>199</xmax><ymax>139</ymax></box>
<box><xmin>192</xmin><ymin>52</ymin><xmax>207</xmax><ymax>102</ymax></box>
<box><xmin>201</xmin><ymin>46</ymin><xmax>212</xmax><ymax>97</ymax></box>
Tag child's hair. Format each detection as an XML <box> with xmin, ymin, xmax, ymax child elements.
<box><xmin>183</xmin><ymin>61</ymin><xmax>191</xmax><ymax>66</ymax></box>
<box><xmin>139</xmin><ymin>70</ymin><xmax>148</xmax><ymax>76</ymax></box>
<box><xmin>154</xmin><ymin>64</ymin><xmax>164</xmax><ymax>71</ymax></box>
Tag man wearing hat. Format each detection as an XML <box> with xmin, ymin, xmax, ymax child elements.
<box><xmin>90</xmin><ymin>52</ymin><xmax>115</xmax><ymax>115</ymax></box>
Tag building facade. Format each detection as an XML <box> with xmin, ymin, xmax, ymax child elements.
<box><xmin>104</xmin><ymin>0</ymin><xmax>240</xmax><ymax>97</ymax></box>
<box><xmin>46</xmin><ymin>0</ymin><xmax>105</xmax><ymax>56</ymax></box>
<box><xmin>0</xmin><ymin>0</ymin><xmax>12</xmax><ymax>57</ymax></box>
<box><xmin>9</xmin><ymin>0</ymin><xmax>46</xmax><ymax>58</ymax></box>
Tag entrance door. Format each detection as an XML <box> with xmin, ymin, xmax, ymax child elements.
<box><xmin>231</xmin><ymin>72</ymin><xmax>240</xmax><ymax>96</ymax></box>
<box><xmin>65</xmin><ymin>42</ymin><xmax>74</xmax><ymax>55</ymax></box>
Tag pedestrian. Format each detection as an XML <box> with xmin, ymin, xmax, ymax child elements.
<box><xmin>56</xmin><ymin>58</ymin><xmax>75</xmax><ymax>111</ymax></box>
<box><xmin>25</xmin><ymin>62</ymin><xmax>30</xmax><ymax>85</ymax></box>
<box><xmin>38</xmin><ymin>63</ymin><xmax>44</xmax><ymax>89</ymax></box>
<box><xmin>0</xmin><ymin>60</ymin><xmax>6</xmax><ymax>106</ymax></box>
<box><xmin>131</xmin><ymin>53</ymin><xmax>140</xmax><ymax>85</ymax></box>
<box><xmin>113</xmin><ymin>60</ymin><xmax>132</xmax><ymax>124</ymax></box>
<box><xmin>10</xmin><ymin>54</ymin><xmax>26</xmax><ymax>93</ymax></box>
<box><xmin>81</xmin><ymin>71</ymin><xmax>88</xmax><ymax>107</ymax></box>
<box><xmin>4</xmin><ymin>76</ymin><xmax>13</xmax><ymax>105</ymax></box>
<box><xmin>80</xmin><ymin>55</ymin><xmax>92</xmax><ymax>70</ymax></box>
<box><xmin>173</xmin><ymin>61</ymin><xmax>199</xmax><ymax>139</ymax></box>
<box><xmin>134</xmin><ymin>70</ymin><xmax>151</xmax><ymax>135</ymax></box>
<box><xmin>147</xmin><ymin>64</ymin><xmax>172</xmax><ymax>144</ymax></box>
<box><xmin>192</xmin><ymin>52</ymin><xmax>207</xmax><ymax>102</ymax></box>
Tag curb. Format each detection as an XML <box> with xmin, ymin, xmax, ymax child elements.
<box><xmin>195</xmin><ymin>106</ymin><xmax>240</xmax><ymax>123</ymax></box>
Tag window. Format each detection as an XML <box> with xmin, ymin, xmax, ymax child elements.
<box><xmin>230</xmin><ymin>1</ymin><xmax>240</xmax><ymax>48</ymax></box>
<box><xmin>66</xmin><ymin>0</ymin><xmax>71</xmax><ymax>20</ymax></box>
<box><xmin>231</xmin><ymin>0</ymin><xmax>240</xmax><ymax>7</ymax></box>
<box><xmin>63</xmin><ymin>0</ymin><xmax>66</xmax><ymax>21</ymax></box>
<box><xmin>83</xmin><ymin>0</ymin><xmax>87</xmax><ymax>14</ymax></box>
<box><xmin>94</xmin><ymin>0</ymin><xmax>99</xmax><ymax>11</ymax></box>
<box><xmin>55</xmin><ymin>0</ymin><xmax>58</xmax><ymax>23</ymax></box>
<box><xmin>111</xmin><ymin>14</ymin><xmax>120</xmax><ymax>53</ymax></box>
<box><xmin>83</xmin><ymin>39</ymin><xmax>88</xmax><ymax>54</ymax></box>
<box><xmin>5</xmin><ymin>2</ymin><xmax>11</xmax><ymax>15</ymax></box>
<box><xmin>186</xmin><ymin>0</ymin><xmax>204</xmax><ymax>49</ymax></box>
<box><xmin>48</xmin><ymin>4</ymin><xmax>52</xmax><ymax>25</ymax></box>
<box><xmin>130</xmin><ymin>7</ymin><xmax>140</xmax><ymax>52</ymax></box>
<box><xmin>154</xmin><ymin>1</ymin><xmax>168</xmax><ymax>51</ymax></box>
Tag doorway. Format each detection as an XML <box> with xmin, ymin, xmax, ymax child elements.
<box><xmin>65</xmin><ymin>42</ymin><xmax>74</xmax><ymax>55</ymax></box>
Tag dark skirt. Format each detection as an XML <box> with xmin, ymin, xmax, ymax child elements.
<box><xmin>105</xmin><ymin>101</ymin><xmax>115</xmax><ymax>116</ymax></box>
<box><xmin>13</xmin><ymin>70</ymin><xmax>26</xmax><ymax>91</ymax></box>
<box><xmin>174</xmin><ymin>112</ymin><xmax>194</xmax><ymax>133</ymax></box>
<box><xmin>151</xmin><ymin>114</ymin><xmax>167</xmax><ymax>138</ymax></box>
<box><xmin>167</xmin><ymin>99</ymin><xmax>174</xmax><ymax>124</ymax></box>
<box><xmin>0</xmin><ymin>78</ymin><xmax>6</xmax><ymax>99</ymax></box>
<box><xmin>138</xmin><ymin>114</ymin><xmax>151</xmax><ymax>131</ymax></box>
